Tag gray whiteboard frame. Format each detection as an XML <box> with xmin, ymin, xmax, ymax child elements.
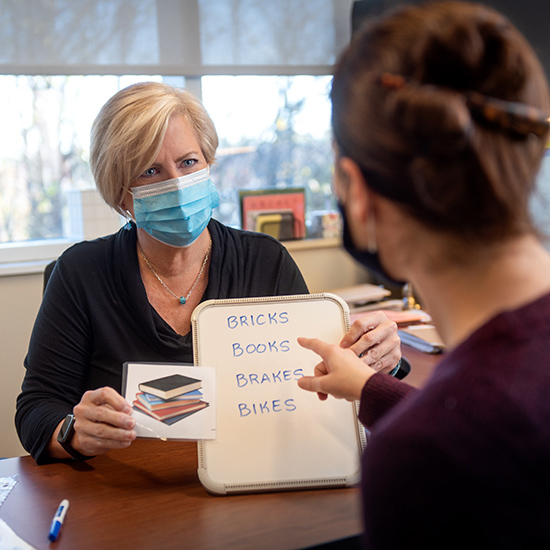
<box><xmin>192</xmin><ymin>292</ymin><xmax>367</xmax><ymax>495</ymax></box>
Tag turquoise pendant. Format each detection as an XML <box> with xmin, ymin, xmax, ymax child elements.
<box><xmin>179</xmin><ymin>296</ymin><xmax>186</xmax><ymax>305</ymax></box>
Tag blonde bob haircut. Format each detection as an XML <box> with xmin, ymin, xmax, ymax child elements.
<box><xmin>90</xmin><ymin>81</ymin><xmax>219</xmax><ymax>216</ymax></box>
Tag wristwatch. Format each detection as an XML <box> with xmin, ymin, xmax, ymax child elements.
<box><xmin>57</xmin><ymin>413</ymin><xmax>94</xmax><ymax>461</ymax></box>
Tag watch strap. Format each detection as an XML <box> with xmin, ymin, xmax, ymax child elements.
<box><xmin>57</xmin><ymin>414</ymin><xmax>95</xmax><ymax>461</ymax></box>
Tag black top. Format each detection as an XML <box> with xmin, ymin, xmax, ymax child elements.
<box><xmin>16</xmin><ymin>220</ymin><xmax>308</xmax><ymax>463</ymax></box>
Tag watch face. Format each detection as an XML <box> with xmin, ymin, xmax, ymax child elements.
<box><xmin>59</xmin><ymin>414</ymin><xmax>75</xmax><ymax>441</ymax></box>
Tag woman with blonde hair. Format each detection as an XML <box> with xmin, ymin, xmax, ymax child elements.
<box><xmin>298</xmin><ymin>1</ymin><xmax>550</xmax><ymax>546</ymax></box>
<box><xmin>16</xmin><ymin>82</ymin><xmax>401</xmax><ymax>464</ymax></box>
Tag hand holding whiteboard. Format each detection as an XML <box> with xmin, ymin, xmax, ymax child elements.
<box><xmin>192</xmin><ymin>293</ymin><xmax>365</xmax><ymax>494</ymax></box>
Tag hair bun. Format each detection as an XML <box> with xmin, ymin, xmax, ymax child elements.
<box><xmin>387</xmin><ymin>84</ymin><xmax>473</xmax><ymax>158</ymax></box>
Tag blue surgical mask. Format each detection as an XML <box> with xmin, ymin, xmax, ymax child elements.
<box><xmin>131</xmin><ymin>168</ymin><xmax>219</xmax><ymax>247</ymax></box>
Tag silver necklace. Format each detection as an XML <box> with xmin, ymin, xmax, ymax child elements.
<box><xmin>137</xmin><ymin>236</ymin><xmax>212</xmax><ymax>306</ymax></box>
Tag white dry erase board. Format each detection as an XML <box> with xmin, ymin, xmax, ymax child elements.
<box><xmin>191</xmin><ymin>293</ymin><xmax>366</xmax><ymax>495</ymax></box>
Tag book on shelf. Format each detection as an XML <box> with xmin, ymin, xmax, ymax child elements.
<box><xmin>136</xmin><ymin>391</ymin><xmax>203</xmax><ymax>411</ymax></box>
<box><xmin>239</xmin><ymin>188</ymin><xmax>306</xmax><ymax>239</ymax></box>
<box><xmin>138</xmin><ymin>373</ymin><xmax>202</xmax><ymax>400</ymax></box>
<box><xmin>253</xmin><ymin>210</ymin><xmax>295</xmax><ymax>240</ymax></box>
<box><xmin>133</xmin><ymin>399</ymin><xmax>209</xmax><ymax>422</ymax></box>
<box><xmin>331</xmin><ymin>283</ymin><xmax>391</xmax><ymax>308</ymax></box>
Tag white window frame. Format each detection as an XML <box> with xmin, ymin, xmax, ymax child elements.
<box><xmin>0</xmin><ymin>239</ymin><xmax>78</xmax><ymax>276</ymax></box>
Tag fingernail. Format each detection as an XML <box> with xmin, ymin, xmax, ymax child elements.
<box><xmin>125</xmin><ymin>418</ymin><xmax>135</xmax><ymax>429</ymax></box>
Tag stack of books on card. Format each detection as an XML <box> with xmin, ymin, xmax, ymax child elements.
<box><xmin>133</xmin><ymin>374</ymin><xmax>209</xmax><ymax>425</ymax></box>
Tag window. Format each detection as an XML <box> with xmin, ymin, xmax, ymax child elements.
<box><xmin>0</xmin><ymin>74</ymin><xmax>335</xmax><ymax>243</ymax></box>
<box><xmin>0</xmin><ymin>0</ymin><xmax>353</xmax><ymax>273</ymax></box>
<box><xmin>0</xmin><ymin>75</ymin><xmax>161</xmax><ymax>244</ymax></box>
<box><xmin>203</xmin><ymin>75</ymin><xmax>337</xmax><ymax>232</ymax></box>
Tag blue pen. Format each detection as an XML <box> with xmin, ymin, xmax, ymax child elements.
<box><xmin>48</xmin><ymin>499</ymin><xmax>69</xmax><ymax>542</ymax></box>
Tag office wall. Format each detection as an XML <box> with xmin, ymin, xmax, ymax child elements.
<box><xmin>0</xmin><ymin>272</ymin><xmax>42</xmax><ymax>458</ymax></box>
<box><xmin>0</xmin><ymin>243</ymin><xmax>367</xmax><ymax>458</ymax></box>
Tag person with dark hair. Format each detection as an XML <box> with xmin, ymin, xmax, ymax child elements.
<box><xmin>298</xmin><ymin>1</ymin><xmax>550</xmax><ymax>547</ymax></box>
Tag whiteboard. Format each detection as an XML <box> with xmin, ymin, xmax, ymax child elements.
<box><xmin>191</xmin><ymin>293</ymin><xmax>366</xmax><ymax>495</ymax></box>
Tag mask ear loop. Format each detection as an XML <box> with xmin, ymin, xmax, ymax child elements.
<box><xmin>366</xmin><ymin>210</ymin><xmax>377</xmax><ymax>254</ymax></box>
<box><xmin>337</xmin><ymin>159</ymin><xmax>378</xmax><ymax>254</ymax></box>
<box><xmin>122</xmin><ymin>188</ymin><xmax>136</xmax><ymax>230</ymax></box>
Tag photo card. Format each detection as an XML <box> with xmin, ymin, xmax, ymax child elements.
<box><xmin>122</xmin><ymin>362</ymin><xmax>216</xmax><ymax>440</ymax></box>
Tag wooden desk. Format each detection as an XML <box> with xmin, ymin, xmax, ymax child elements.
<box><xmin>0</xmin><ymin>439</ymin><xmax>365</xmax><ymax>550</ymax></box>
<box><xmin>0</xmin><ymin>347</ymin><xmax>440</xmax><ymax>550</ymax></box>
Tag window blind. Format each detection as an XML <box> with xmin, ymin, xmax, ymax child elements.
<box><xmin>0</xmin><ymin>0</ymin><xmax>353</xmax><ymax>75</ymax></box>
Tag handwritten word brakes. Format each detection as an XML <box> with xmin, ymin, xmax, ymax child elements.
<box><xmin>227</xmin><ymin>312</ymin><xmax>289</xmax><ymax>329</ymax></box>
<box><xmin>232</xmin><ymin>340</ymin><xmax>290</xmax><ymax>357</ymax></box>
<box><xmin>238</xmin><ymin>399</ymin><xmax>297</xmax><ymax>417</ymax></box>
<box><xmin>236</xmin><ymin>369</ymin><xmax>304</xmax><ymax>388</ymax></box>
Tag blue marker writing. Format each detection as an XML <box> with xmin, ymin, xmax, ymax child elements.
<box><xmin>48</xmin><ymin>499</ymin><xmax>69</xmax><ymax>542</ymax></box>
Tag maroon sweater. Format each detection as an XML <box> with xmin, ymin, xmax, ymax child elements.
<box><xmin>358</xmin><ymin>292</ymin><xmax>550</xmax><ymax>549</ymax></box>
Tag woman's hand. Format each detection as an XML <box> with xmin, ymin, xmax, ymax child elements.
<box><xmin>51</xmin><ymin>387</ymin><xmax>137</xmax><ymax>459</ymax></box>
<box><xmin>297</xmin><ymin>311</ymin><xmax>401</xmax><ymax>402</ymax></box>
<box><xmin>341</xmin><ymin>311</ymin><xmax>401</xmax><ymax>373</ymax></box>
<box><xmin>297</xmin><ymin>337</ymin><xmax>376</xmax><ymax>402</ymax></box>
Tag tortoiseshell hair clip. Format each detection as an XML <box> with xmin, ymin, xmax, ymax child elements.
<box><xmin>375</xmin><ymin>72</ymin><xmax>550</xmax><ymax>139</ymax></box>
<box><xmin>466</xmin><ymin>91</ymin><xmax>549</xmax><ymax>138</ymax></box>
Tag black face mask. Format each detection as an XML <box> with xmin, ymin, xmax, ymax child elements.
<box><xmin>338</xmin><ymin>202</ymin><xmax>406</xmax><ymax>287</ymax></box>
